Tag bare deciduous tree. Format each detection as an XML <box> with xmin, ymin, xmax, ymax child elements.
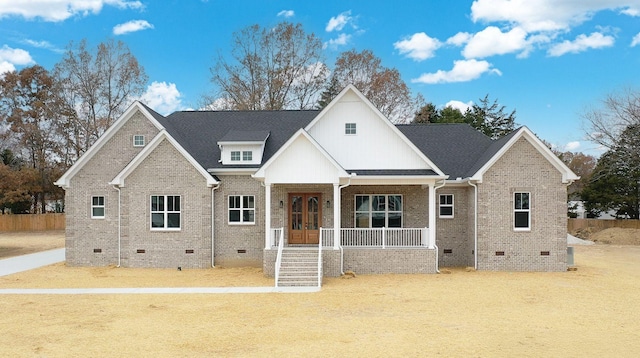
<box><xmin>208</xmin><ymin>22</ymin><xmax>328</xmax><ymax>110</ymax></box>
<box><xmin>330</xmin><ymin>49</ymin><xmax>418</xmax><ymax>123</ymax></box>
<box><xmin>582</xmin><ymin>87</ymin><xmax>640</xmax><ymax>150</ymax></box>
<box><xmin>54</xmin><ymin>39</ymin><xmax>147</xmax><ymax>160</ymax></box>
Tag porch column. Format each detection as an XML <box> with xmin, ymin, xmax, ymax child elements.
<box><xmin>264</xmin><ymin>183</ymin><xmax>271</xmax><ymax>249</ymax></box>
<box><xmin>333</xmin><ymin>183</ymin><xmax>340</xmax><ymax>249</ymax></box>
<box><xmin>428</xmin><ymin>182</ymin><xmax>436</xmax><ymax>249</ymax></box>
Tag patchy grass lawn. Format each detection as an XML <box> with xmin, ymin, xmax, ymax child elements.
<box><xmin>1</xmin><ymin>231</ymin><xmax>639</xmax><ymax>357</ymax></box>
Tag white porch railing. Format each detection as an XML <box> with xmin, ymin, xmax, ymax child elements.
<box><xmin>273</xmin><ymin>228</ymin><xmax>284</xmax><ymax>287</ymax></box>
<box><xmin>320</xmin><ymin>228</ymin><xmax>334</xmax><ymax>247</ymax></box>
<box><xmin>271</xmin><ymin>227</ymin><xmax>431</xmax><ymax>249</ymax></box>
<box><xmin>340</xmin><ymin>227</ymin><xmax>430</xmax><ymax>248</ymax></box>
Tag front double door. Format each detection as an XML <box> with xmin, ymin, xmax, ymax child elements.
<box><xmin>289</xmin><ymin>193</ymin><xmax>321</xmax><ymax>245</ymax></box>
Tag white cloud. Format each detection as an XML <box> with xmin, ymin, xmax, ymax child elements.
<box><xmin>411</xmin><ymin>59</ymin><xmax>502</xmax><ymax>84</ymax></box>
<box><xmin>277</xmin><ymin>10</ymin><xmax>294</xmax><ymax>18</ymax></box>
<box><xmin>113</xmin><ymin>20</ymin><xmax>154</xmax><ymax>35</ymax></box>
<box><xmin>547</xmin><ymin>32</ymin><xmax>614</xmax><ymax>56</ymax></box>
<box><xmin>470</xmin><ymin>0</ymin><xmax>633</xmax><ymax>32</ymax></box>
<box><xmin>0</xmin><ymin>61</ymin><xmax>16</xmax><ymax>75</ymax></box>
<box><xmin>444</xmin><ymin>100</ymin><xmax>473</xmax><ymax>113</ymax></box>
<box><xmin>140</xmin><ymin>81</ymin><xmax>182</xmax><ymax>115</ymax></box>
<box><xmin>0</xmin><ymin>45</ymin><xmax>34</xmax><ymax>66</ymax></box>
<box><xmin>324</xmin><ymin>33</ymin><xmax>351</xmax><ymax>50</ymax></box>
<box><xmin>631</xmin><ymin>33</ymin><xmax>640</xmax><ymax>46</ymax></box>
<box><xmin>462</xmin><ymin>26</ymin><xmax>529</xmax><ymax>58</ymax></box>
<box><xmin>326</xmin><ymin>10</ymin><xmax>352</xmax><ymax>32</ymax></box>
<box><xmin>394</xmin><ymin>32</ymin><xmax>441</xmax><ymax>61</ymax></box>
<box><xmin>446</xmin><ymin>32</ymin><xmax>473</xmax><ymax>46</ymax></box>
<box><xmin>565</xmin><ymin>141</ymin><xmax>581</xmax><ymax>151</ymax></box>
<box><xmin>0</xmin><ymin>0</ymin><xmax>142</xmax><ymax>22</ymax></box>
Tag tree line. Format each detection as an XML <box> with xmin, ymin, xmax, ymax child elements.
<box><xmin>1</xmin><ymin>20</ymin><xmax>608</xmax><ymax>215</ymax></box>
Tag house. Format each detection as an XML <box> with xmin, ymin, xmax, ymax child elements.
<box><xmin>55</xmin><ymin>85</ymin><xmax>579</xmax><ymax>282</ymax></box>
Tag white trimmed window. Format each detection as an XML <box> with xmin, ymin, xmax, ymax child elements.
<box><xmin>151</xmin><ymin>195</ymin><xmax>181</xmax><ymax>230</ymax></box>
<box><xmin>514</xmin><ymin>192</ymin><xmax>530</xmax><ymax>230</ymax></box>
<box><xmin>242</xmin><ymin>151</ymin><xmax>252</xmax><ymax>161</ymax></box>
<box><xmin>91</xmin><ymin>196</ymin><xmax>105</xmax><ymax>219</ymax></box>
<box><xmin>133</xmin><ymin>135</ymin><xmax>145</xmax><ymax>147</ymax></box>
<box><xmin>230</xmin><ymin>151</ymin><xmax>241</xmax><ymax>161</ymax></box>
<box><xmin>345</xmin><ymin>122</ymin><xmax>357</xmax><ymax>135</ymax></box>
<box><xmin>229</xmin><ymin>195</ymin><xmax>255</xmax><ymax>224</ymax></box>
<box><xmin>355</xmin><ymin>195</ymin><xmax>402</xmax><ymax>228</ymax></box>
<box><xmin>439</xmin><ymin>194</ymin><xmax>454</xmax><ymax>218</ymax></box>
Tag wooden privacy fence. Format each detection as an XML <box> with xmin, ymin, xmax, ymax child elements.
<box><xmin>568</xmin><ymin>218</ymin><xmax>640</xmax><ymax>232</ymax></box>
<box><xmin>0</xmin><ymin>213</ymin><xmax>65</xmax><ymax>232</ymax></box>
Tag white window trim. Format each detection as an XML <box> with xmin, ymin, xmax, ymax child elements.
<box><xmin>514</xmin><ymin>192</ymin><xmax>531</xmax><ymax>231</ymax></box>
<box><xmin>133</xmin><ymin>135</ymin><xmax>145</xmax><ymax>147</ymax></box>
<box><xmin>354</xmin><ymin>194</ymin><xmax>403</xmax><ymax>228</ymax></box>
<box><xmin>345</xmin><ymin>122</ymin><xmax>357</xmax><ymax>135</ymax></box>
<box><xmin>228</xmin><ymin>195</ymin><xmax>256</xmax><ymax>225</ymax></box>
<box><xmin>439</xmin><ymin>194</ymin><xmax>454</xmax><ymax>219</ymax></box>
<box><xmin>242</xmin><ymin>151</ymin><xmax>252</xmax><ymax>161</ymax></box>
<box><xmin>91</xmin><ymin>196</ymin><xmax>105</xmax><ymax>219</ymax></box>
<box><xmin>150</xmin><ymin>195</ymin><xmax>181</xmax><ymax>231</ymax></box>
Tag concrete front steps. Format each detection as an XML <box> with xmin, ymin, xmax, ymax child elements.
<box><xmin>276</xmin><ymin>248</ymin><xmax>321</xmax><ymax>287</ymax></box>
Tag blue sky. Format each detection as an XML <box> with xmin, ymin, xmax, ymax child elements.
<box><xmin>2</xmin><ymin>1</ymin><xmax>640</xmax><ymax>155</ymax></box>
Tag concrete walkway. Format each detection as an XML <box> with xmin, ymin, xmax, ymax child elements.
<box><xmin>0</xmin><ymin>248</ymin><xmax>319</xmax><ymax>294</ymax></box>
<box><xmin>0</xmin><ymin>248</ymin><xmax>65</xmax><ymax>277</ymax></box>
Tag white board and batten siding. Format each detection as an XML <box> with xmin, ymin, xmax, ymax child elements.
<box><xmin>307</xmin><ymin>90</ymin><xmax>431</xmax><ymax>171</ymax></box>
<box><xmin>262</xmin><ymin>134</ymin><xmax>344</xmax><ymax>184</ymax></box>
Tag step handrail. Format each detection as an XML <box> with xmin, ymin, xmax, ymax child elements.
<box><xmin>317</xmin><ymin>228</ymin><xmax>323</xmax><ymax>287</ymax></box>
<box><xmin>274</xmin><ymin>227</ymin><xmax>284</xmax><ymax>287</ymax></box>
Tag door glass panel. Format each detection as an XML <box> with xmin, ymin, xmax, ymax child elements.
<box><xmin>307</xmin><ymin>196</ymin><xmax>319</xmax><ymax>230</ymax></box>
<box><xmin>291</xmin><ymin>196</ymin><xmax>302</xmax><ymax>230</ymax></box>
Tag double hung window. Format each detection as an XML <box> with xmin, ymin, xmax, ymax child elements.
<box><xmin>229</xmin><ymin>195</ymin><xmax>255</xmax><ymax>224</ymax></box>
<box><xmin>439</xmin><ymin>194</ymin><xmax>454</xmax><ymax>218</ymax></box>
<box><xmin>151</xmin><ymin>195</ymin><xmax>181</xmax><ymax>230</ymax></box>
<box><xmin>514</xmin><ymin>192</ymin><xmax>530</xmax><ymax>230</ymax></box>
<box><xmin>355</xmin><ymin>195</ymin><xmax>402</xmax><ymax>228</ymax></box>
<box><xmin>91</xmin><ymin>196</ymin><xmax>105</xmax><ymax>218</ymax></box>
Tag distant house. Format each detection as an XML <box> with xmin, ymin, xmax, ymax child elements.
<box><xmin>55</xmin><ymin>85</ymin><xmax>579</xmax><ymax>285</ymax></box>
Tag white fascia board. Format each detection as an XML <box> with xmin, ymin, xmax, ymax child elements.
<box><xmin>110</xmin><ymin>130</ymin><xmax>218</xmax><ymax>187</ymax></box>
<box><xmin>55</xmin><ymin>101</ymin><xmax>165</xmax><ymax>189</ymax></box>
<box><xmin>304</xmin><ymin>84</ymin><xmax>446</xmax><ymax>177</ymax></box>
<box><xmin>253</xmin><ymin>128</ymin><xmax>349</xmax><ymax>180</ymax></box>
<box><xmin>208</xmin><ymin>168</ymin><xmax>258</xmax><ymax>175</ymax></box>
<box><xmin>470</xmin><ymin>126</ymin><xmax>581</xmax><ymax>184</ymax></box>
<box><xmin>350</xmin><ymin>175</ymin><xmax>448</xmax><ymax>186</ymax></box>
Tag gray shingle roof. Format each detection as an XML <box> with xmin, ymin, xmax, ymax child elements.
<box><xmin>218</xmin><ymin>130</ymin><xmax>270</xmax><ymax>142</ymax></box>
<box><xmin>397</xmin><ymin>124</ymin><xmax>495</xmax><ymax>179</ymax></box>
<box><xmin>151</xmin><ymin>108</ymin><xmax>513</xmax><ymax>179</ymax></box>
<box><xmin>156</xmin><ymin>110</ymin><xmax>319</xmax><ymax>170</ymax></box>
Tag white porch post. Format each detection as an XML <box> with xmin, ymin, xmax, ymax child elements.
<box><xmin>265</xmin><ymin>183</ymin><xmax>271</xmax><ymax>249</ymax></box>
<box><xmin>428</xmin><ymin>182</ymin><xmax>436</xmax><ymax>249</ymax></box>
<box><xmin>333</xmin><ymin>183</ymin><xmax>340</xmax><ymax>249</ymax></box>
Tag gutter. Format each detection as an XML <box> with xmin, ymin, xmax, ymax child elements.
<box><xmin>112</xmin><ymin>185</ymin><xmax>122</xmax><ymax>267</ymax></box>
<box><xmin>468</xmin><ymin>180</ymin><xmax>478</xmax><ymax>270</ymax></box>
<box><xmin>433</xmin><ymin>180</ymin><xmax>446</xmax><ymax>274</ymax></box>
<box><xmin>211</xmin><ymin>184</ymin><xmax>220</xmax><ymax>267</ymax></box>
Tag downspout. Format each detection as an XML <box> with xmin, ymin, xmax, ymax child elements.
<box><xmin>112</xmin><ymin>185</ymin><xmax>121</xmax><ymax>268</ymax></box>
<box><xmin>469</xmin><ymin>180</ymin><xmax>478</xmax><ymax>270</ymax></box>
<box><xmin>338</xmin><ymin>175</ymin><xmax>353</xmax><ymax>275</ymax></box>
<box><xmin>433</xmin><ymin>180</ymin><xmax>446</xmax><ymax>274</ymax></box>
<box><xmin>211</xmin><ymin>184</ymin><xmax>220</xmax><ymax>267</ymax></box>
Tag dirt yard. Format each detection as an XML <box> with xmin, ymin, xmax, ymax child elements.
<box><xmin>0</xmin><ymin>230</ymin><xmax>64</xmax><ymax>258</ymax></box>
<box><xmin>1</xmin><ymin>230</ymin><xmax>639</xmax><ymax>357</ymax></box>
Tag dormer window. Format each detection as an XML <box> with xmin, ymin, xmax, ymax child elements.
<box><xmin>345</xmin><ymin>123</ymin><xmax>357</xmax><ymax>135</ymax></box>
<box><xmin>218</xmin><ymin>130</ymin><xmax>270</xmax><ymax>166</ymax></box>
